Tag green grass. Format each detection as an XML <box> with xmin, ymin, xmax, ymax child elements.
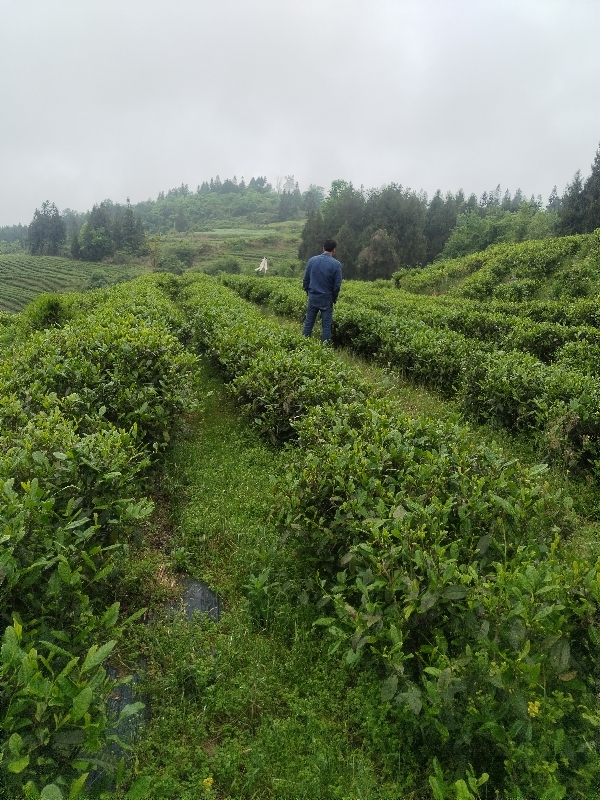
<box><xmin>117</xmin><ymin>360</ymin><xmax>411</xmax><ymax>800</ymax></box>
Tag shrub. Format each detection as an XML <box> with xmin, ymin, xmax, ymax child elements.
<box><xmin>273</xmin><ymin>399</ymin><xmax>600</xmax><ymax>798</ymax></box>
<box><xmin>0</xmin><ymin>274</ymin><xmax>196</xmax><ymax>794</ymax></box>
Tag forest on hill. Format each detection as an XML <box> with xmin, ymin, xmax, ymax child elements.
<box><xmin>1</xmin><ymin>141</ymin><xmax>599</xmax><ymax>277</ymax></box>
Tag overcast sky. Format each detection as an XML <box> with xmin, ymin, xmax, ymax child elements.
<box><xmin>1</xmin><ymin>0</ymin><xmax>599</xmax><ymax>225</ymax></box>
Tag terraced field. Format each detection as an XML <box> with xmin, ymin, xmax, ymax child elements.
<box><xmin>0</xmin><ymin>254</ymin><xmax>146</xmax><ymax>312</ymax></box>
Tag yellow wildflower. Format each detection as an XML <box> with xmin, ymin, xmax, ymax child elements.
<box><xmin>527</xmin><ymin>700</ymin><xmax>541</xmax><ymax>718</ymax></box>
<box><xmin>202</xmin><ymin>776</ymin><xmax>214</xmax><ymax>791</ymax></box>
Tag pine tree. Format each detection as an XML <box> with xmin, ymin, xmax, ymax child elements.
<box><xmin>78</xmin><ymin>203</ymin><xmax>113</xmax><ymax>261</ymax></box>
<box><xmin>583</xmin><ymin>144</ymin><xmax>600</xmax><ymax>232</ymax></box>
<box><xmin>546</xmin><ymin>186</ymin><xmax>561</xmax><ymax>212</ymax></box>
<box><xmin>28</xmin><ymin>201</ymin><xmax>66</xmax><ymax>255</ymax></box>
<box><xmin>122</xmin><ymin>203</ymin><xmax>143</xmax><ymax>252</ymax></box>
<box><xmin>298</xmin><ymin>211</ymin><xmax>324</xmax><ymax>261</ymax></box>
<box><xmin>559</xmin><ymin>171</ymin><xmax>586</xmax><ymax>235</ymax></box>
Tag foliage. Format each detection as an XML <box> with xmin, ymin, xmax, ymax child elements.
<box><xmin>180</xmin><ymin>275</ymin><xmax>368</xmax><ymax>441</ymax></box>
<box><xmin>201</xmin><ymin>256</ymin><xmax>241</xmax><ymax>276</ymax></box>
<box><xmin>0</xmin><ymin>275</ymin><xmax>196</xmax><ymax>795</ymax></box>
<box><xmin>356</xmin><ymin>228</ymin><xmax>400</xmax><ymax>280</ymax></box>
<box><xmin>559</xmin><ymin>142</ymin><xmax>600</xmax><ymax>235</ymax></box>
<box><xmin>278</xmin><ymin>176</ymin><xmax>302</xmax><ymax>221</ymax></box>
<box><xmin>133</xmin><ymin>177</ymin><xmax>281</xmax><ymax>233</ymax></box>
<box><xmin>297</xmin><ymin>210</ymin><xmax>325</xmax><ymax>261</ymax></box>
<box><xmin>18</xmin><ymin>293</ymin><xmax>77</xmax><ymax>333</ymax></box>
<box><xmin>272</xmin><ymin>400</ymin><xmax>600</xmax><ymax>798</ymax></box>
<box><xmin>221</xmin><ymin>273</ymin><xmax>600</xmax><ymax>472</ymax></box>
<box><xmin>156</xmin><ymin>253</ymin><xmax>186</xmax><ymax>275</ymax></box>
<box><xmin>0</xmin><ymin>254</ymin><xmax>145</xmax><ymax>314</ymax></box>
<box><xmin>177</xmin><ymin>278</ymin><xmax>600</xmax><ymax>796</ymax></box>
<box><xmin>440</xmin><ymin>203</ymin><xmax>558</xmax><ymax>261</ymax></box>
<box><xmin>29</xmin><ymin>202</ymin><xmax>67</xmax><ymax>257</ymax></box>
<box><xmin>394</xmin><ymin>235</ymin><xmax>586</xmax><ymax>299</ymax></box>
<box><xmin>74</xmin><ymin>202</ymin><xmax>146</xmax><ymax>263</ymax></box>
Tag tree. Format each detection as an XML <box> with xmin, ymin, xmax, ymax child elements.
<box><xmin>365</xmin><ymin>185</ymin><xmax>427</xmax><ymax>267</ymax></box>
<box><xmin>440</xmin><ymin>208</ymin><xmax>506</xmax><ymax>259</ymax></box>
<box><xmin>319</xmin><ymin>180</ymin><xmax>366</xmax><ymax>274</ymax></box>
<box><xmin>302</xmin><ymin>185</ymin><xmax>325</xmax><ymax>214</ymax></box>
<box><xmin>121</xmin><ymin>203</ymin><xmax>146</xmax><ymax>253</ymax></box>
<box><xmin>278</xmin><ymin>176</ymin><xmax>302</xmax><ymax>221</ymax></box>
<box><xmin>298</xmin><ymin>211</ymin><xmax>324</xmax><ymax>261</ymax></box>
<box><xmin>356</xmin><ymin>229</ymin><xmax>399</xmax><ymax>280</ymax></box>
<box><xmin>78</xmin><ymin>203</ymin><xmax>113</xmax><ymax>261</ymax></box>
<box><xmin>28</xmin><ymin>201</ymin><xmax>66</xmax><ymax>255</ymax></box>
<box><xmin>112</xmin><ymin>204</ymin><xmax>124</xmax><ymax>251</ymax></box>
<box><xmin>583</xmin><ymin>143</ymin><xmax>600</xmax><ymax>232</ymax></box>
<box><xmin>558</xmin><ymin>171</ymin><xmax>586</xmax><ymax>235</ymax></box>
<box><xmin>546</xmin><ymin>185</ymin><xmax>561</xmax><ymax>212</ymax></box>
<box><xmin>333</xmin><ymin>222</ymin><xmax>362</xmax><ymax>279</ymax></box>
<box><xmin>70</xmin><ymin>228</ymin><xmax>81</xmax><ymax>259</ymax></box>
<box><xmin>424</xmin><ymin>190</ymin><xmax>460</xmax><ymax>263</ymax></box>
<box><xmin>174</xmin><ymin>206</ymin><xmax>188</xmax><ymax>232</ymax></box>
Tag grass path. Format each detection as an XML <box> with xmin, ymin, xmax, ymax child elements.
<box><xmin>120</xmin><ymin>360</ymin><xmax>408</xmax><ymax>800</ymax></box>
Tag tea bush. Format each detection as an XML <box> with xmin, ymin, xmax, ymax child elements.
<box><xmin>392</xmin><ymin>235</ymin><xmax>585</xmax><ymax>299</ymax></box>
<box><xmin>221</xmin><ymin>275</ymin><xmax>600</xmax><ymax>471</ymax></box>
<box><xmin>178</xmin><ymin>275</ymin><xmax>600</xmax><ymax>796</ymax></box>
<box><xmin>180</xmin><ymin>275</ymin><xmax>369</xmax><ymax>441</ymax></box>
<box><xmin>0</xmin><ymin>275</ymin><xmax>196</xmax><ymax>796</ymax></box>
<box><xmin>225</xmin><ymin>274</ymin><xmax>600</xmax><ymax>364</ymax></box>
<box><xmin>273</xmin><ymin>399</ymin><xmax>600</xmax><ymax>798</ymax></box>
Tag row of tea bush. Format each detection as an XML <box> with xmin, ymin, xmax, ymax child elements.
<box><xmin>1</xmin><ymin>276</ymin><xmax>196</xmax><ymax>798</ymax></box>
<box><xmin>221</xmin><ymin>275</ymin><xmax>600</xmax><ymax>473</ymax></box>
<box><xmin>179</xmin><ymin>274</ymin><xmax>600</xmax><ymax>798</ymax></box>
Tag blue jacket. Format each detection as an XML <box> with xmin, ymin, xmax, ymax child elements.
<box><xmin>302</xmin><ymin>253</ymin><xmax>342</xmax><ymax>307</ymax></box>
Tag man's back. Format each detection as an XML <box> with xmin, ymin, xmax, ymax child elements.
<box><xmin>303</xmin><ymin>252</ymin><xmax>342</xmax><ymax>306</ymax></box>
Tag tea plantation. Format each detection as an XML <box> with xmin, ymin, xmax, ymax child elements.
<box><xmin>2</xmin><ymin>240</ymin><xmax>600</xmax><ymax>798</ymax></box>
<box><xmin>0</xmin><ymin>255</ymin><xmax>146</xmax><ymax>313</ymax></box>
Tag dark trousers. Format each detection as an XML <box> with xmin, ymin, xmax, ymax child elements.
<box><xmin>302</xmin><ymin>300</ymin><xmax>333</xmax><ymax>341</ymax></box>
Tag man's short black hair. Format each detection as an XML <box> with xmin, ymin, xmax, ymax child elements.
<box><xmin>323</xmin><ymin>238</ymin><xmax>337</xmax><ymax>252</ymax></box>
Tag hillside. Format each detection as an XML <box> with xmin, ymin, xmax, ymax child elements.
<box><xmin>0</xmin><ymin>255</ymin><xmax>146</xmax><ymax>312</ymax></box>
<box><xmin>0</xmin><ymin>221</ymin><xmax>304</xmax><ymax>314</ymax></box>
<box><xmin>394</xmin><ymin>230</ymin><xmax>600</xmax><ymax>300</ymax></box>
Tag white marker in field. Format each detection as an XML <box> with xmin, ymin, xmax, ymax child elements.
<box><xmin>256</xmin><ymin>257</ymin><xmax>268</xmax><ymax>274</ymax></box>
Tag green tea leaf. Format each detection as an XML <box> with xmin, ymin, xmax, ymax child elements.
<box><xmin>442</xmin><ymin>586</ymin><xmax>467</xmax><ymax>600</ymax></box>
<box><xmin>118</xmin><ymin>701</ymin><xmax>145</xmax><ymax>722</ymax></box>
<box><xmin>67</xmin><ymin>773</ymin><xmax>89</xmax><ymax>800</ymax></box>
<box><xmin>550</xmin><ymin>637</ymin><xmax>570</xmax><ymax>674</ymax></box>
<box><xmin>40</xmin><ymin>785</ymin><xmax>64</xmax><ymax>800</ymax></box>
<box><xmin>72</xmin><ymin>686</ymin><xmax>93</xmax><ymax>721</ymax></box>
<box><xmin>8</xmin><ymin>754</ymin><xmax>30</xmax><ymax>773</ymax></box>
<box><xmin>81</xmin><ymin>640</ymin><xmax>116</xmax><ymax>673</ymax></box>
<box><xmin>381</xmin><ymin>674</ymin><xmax>398</xmax><ymax>702</ymax></box>
<box><xmin>101</xmin><ymin>602</ymin><xmax>120</xmax><ymax>629</ymax></box>
<box><xmin>125</xmin><ymin>776</ymin><xmax>153</xmax><ymax>800</ymax></box>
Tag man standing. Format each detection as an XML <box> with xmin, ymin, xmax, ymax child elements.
<box><xmin>302</xmin><ymin>238</ymin><xmax>342</xmax><ymax>342</ymax></box>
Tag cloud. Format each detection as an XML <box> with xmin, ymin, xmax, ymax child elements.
<box><xmin>1</xmin><ymin>0</ymin><xmax>599</xmax><ymax>224</ymax></box>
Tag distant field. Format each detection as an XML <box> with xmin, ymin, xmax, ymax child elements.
<box><xmin>169</xmin><ymin>219</ymin><xmax>304</xmax><ymax>275</ymax></box>
<box><xmin>0</xmin><ymin>255</ymin><xmax>147</xmax><ymax>312</ymax></box>
<box><xmin>197</xmin><ymin>227</ymin><xmax>273</xmax><ymax>237</ymax></box>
